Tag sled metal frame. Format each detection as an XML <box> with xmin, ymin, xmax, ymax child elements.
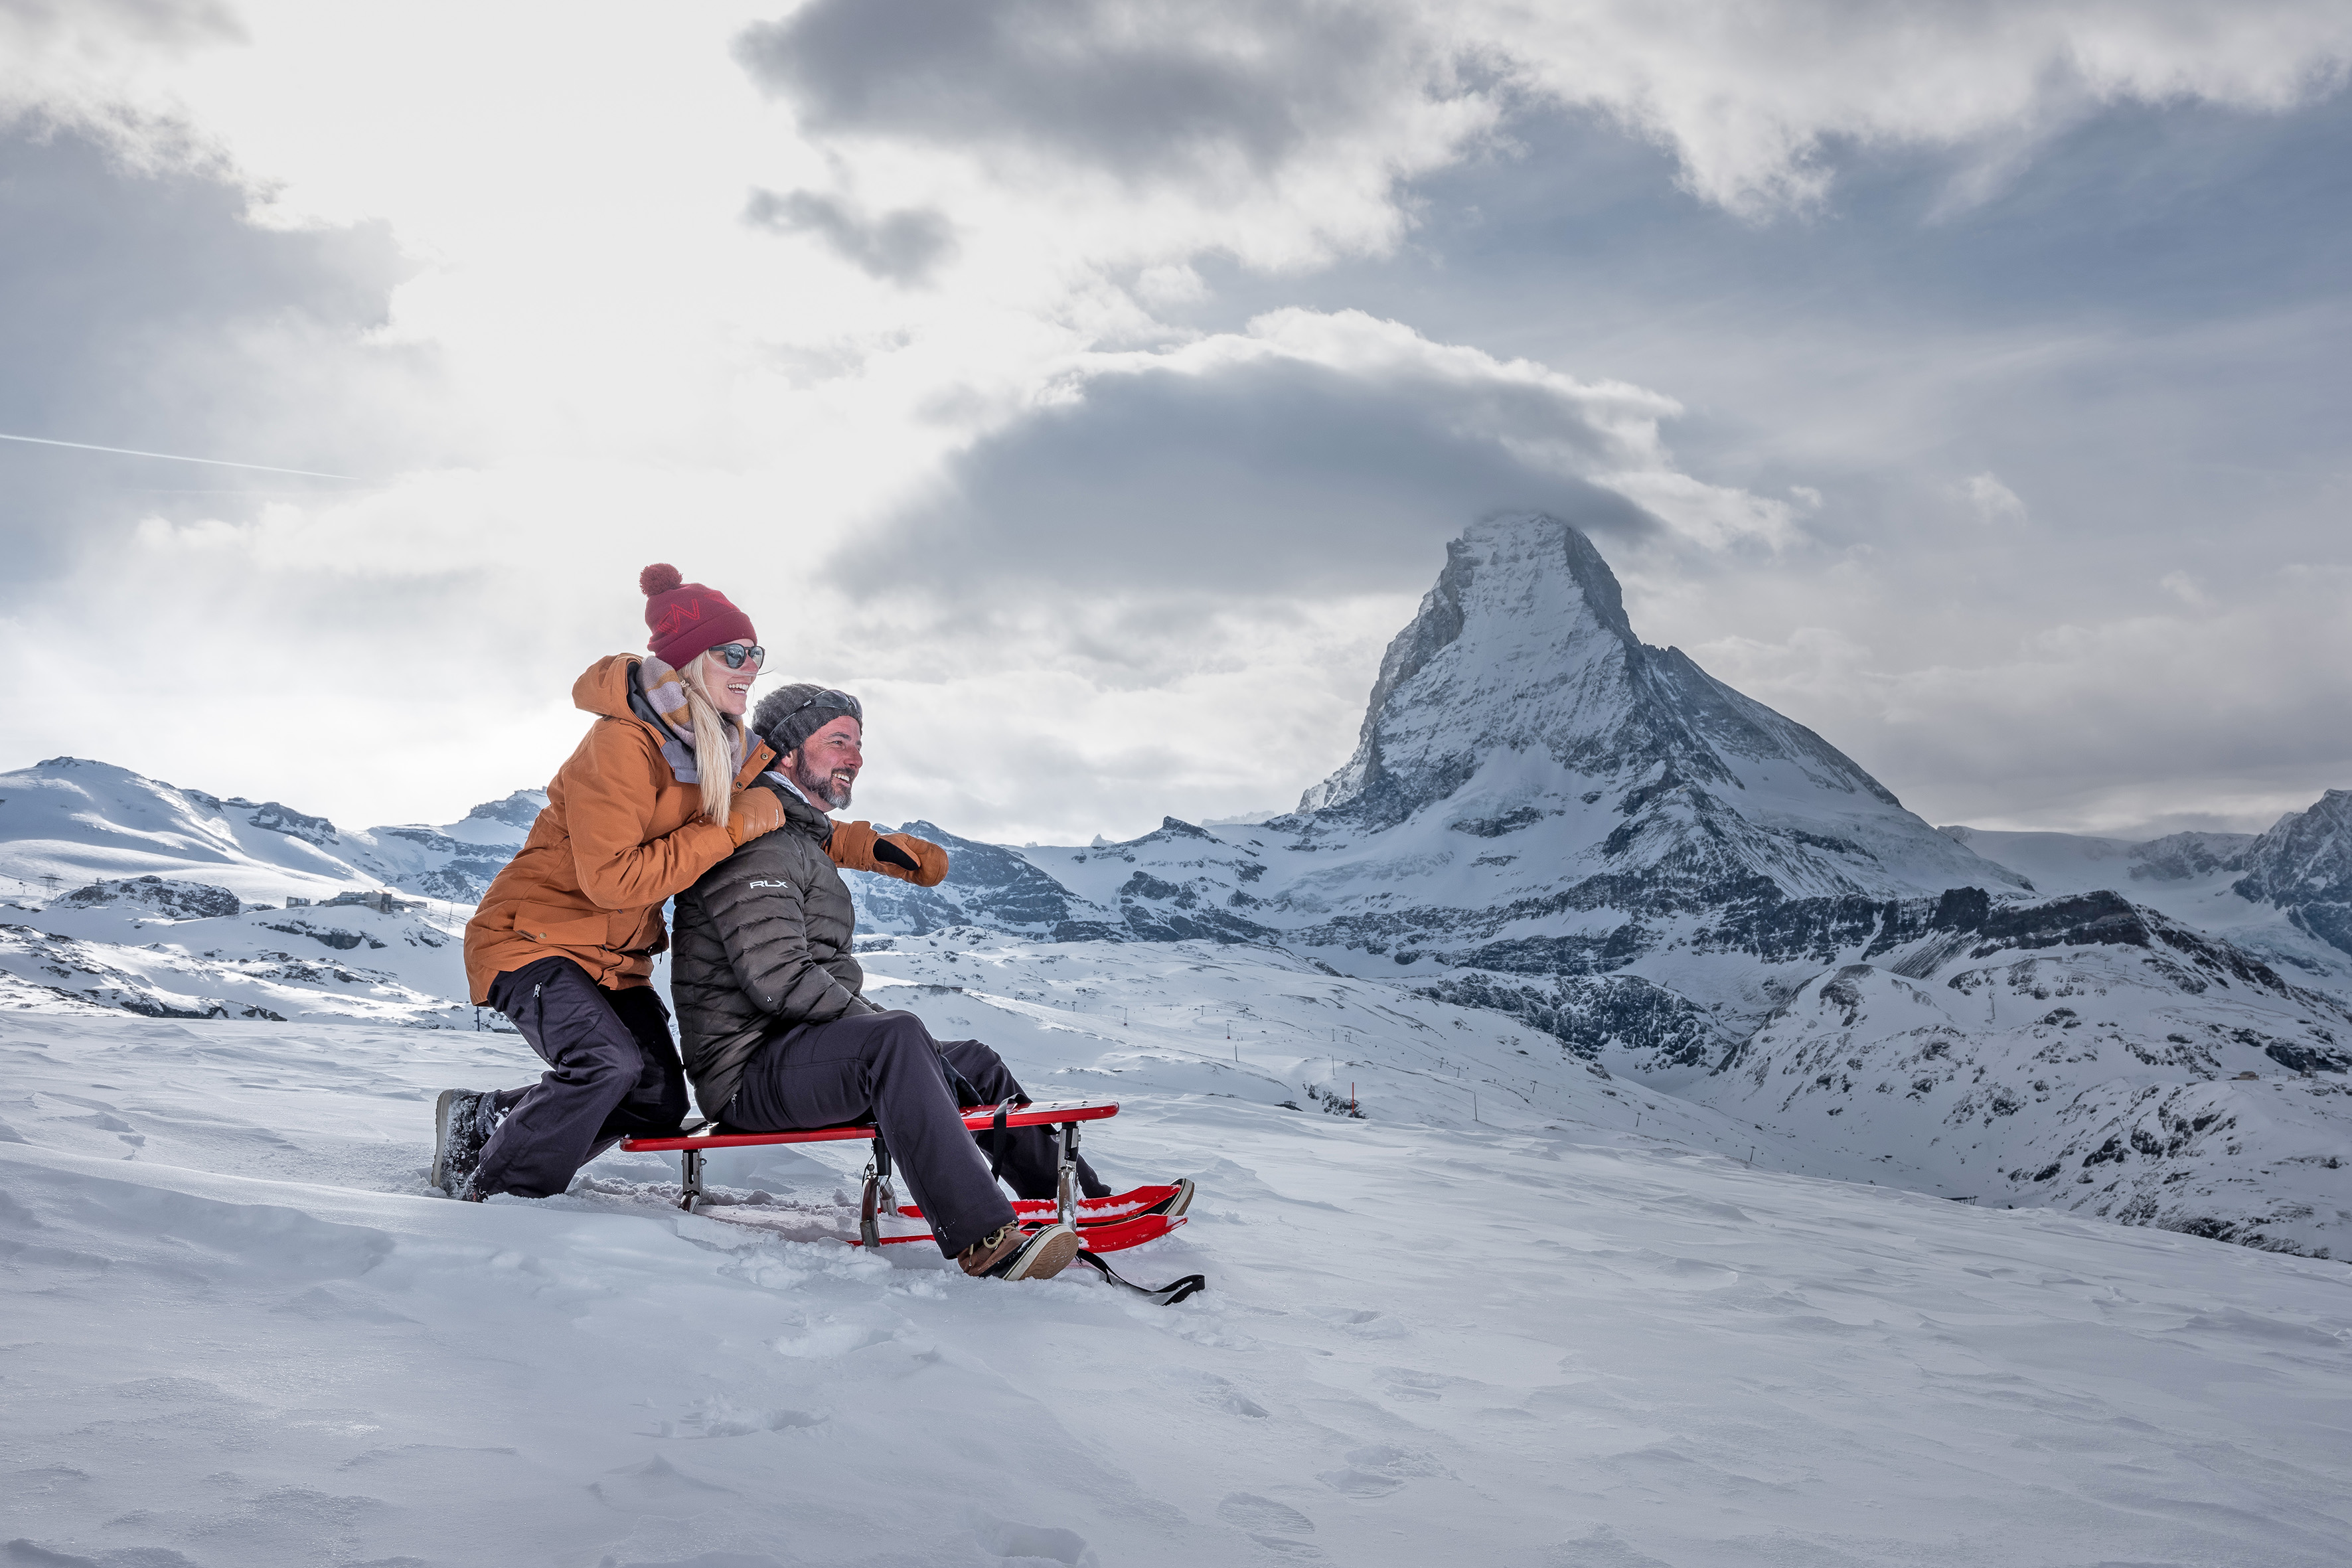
<box><xmin>621</xmin><ymin>1099</ymin><xmax>1121</xmax><ymax>1240</ymax></box>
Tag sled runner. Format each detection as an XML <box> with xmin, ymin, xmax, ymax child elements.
<box><xmin>620</xmin><ymin>1099</ymin><xmax>1202</xmax><ymax>1301</ymax></box>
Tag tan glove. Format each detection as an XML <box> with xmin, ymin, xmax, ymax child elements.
<box><xmin>878</xmin><ymin>831</ymin><xmax>949</xmax><ymax>887</ymax></box>
<box><xmin>828</xmin><ymin>821</ymin><xmax>950</xmax><ymax>886</ymax></box>
<box><xmin>724</xmin><ymin>786</ymin><xmax>786</xmax><ymax>846</ymax></box>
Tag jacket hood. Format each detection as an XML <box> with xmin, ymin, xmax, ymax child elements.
<box><xmin>573</xmin><ymin>654</ymin><xmax>644</xmax><ymax>722</ymax></box>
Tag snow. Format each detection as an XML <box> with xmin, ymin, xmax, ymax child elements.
<box><xmin>1695</xmin><ymin>951</ymin><xmax>2352</xmax><ymax>1255</ymax></box>
<box><xmin>6</xmin><ymin>515</ymin><xmax>2351</xmax><ymax>1559</ymax></box>
<box><xmin>0</xmin><ymin>755</ymin><xmax>542</xmax><ymax>909</ymax></box>
<box><xmin>7</xmin><ymin>970</ymin><xmax>2352</xmax><ymax>1565</ymax></box>
<box><xmin>1</xmin><ymin>902</ymin><xmax>477</xmax><ymax>1028</ymax></box>
<box><xmin>1940</xmin><ymin>823</ymin><xmax>2352</xmax><ymax>1001</ymax></box>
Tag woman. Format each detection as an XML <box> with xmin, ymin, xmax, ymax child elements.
<box><xmin>432</xmin><ymin>564</ymin><xmax>787</xmax><ymax>1200</ymax></box>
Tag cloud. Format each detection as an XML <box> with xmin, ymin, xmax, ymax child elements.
<box><xmin>736</xmin><ymin>0</ymin><xmax>2352</xmax><ymax>262</ymax></box>
<box><xmin>737</xmin><ymin>0</ymin><xmax>1428</xmax><ymax>180</ymax></box>
<box><xmin>830</xmin><ymin>308</ymin><xmax>1794</xmax><ymax>604</ymax></box>
<box><xmin>1498</xmin><ymin>1</ymin><xmax>2352</xmax><ymax>214</ymax></box>
<box><xmin>744</xmin><ymin>187</ymin><xmax>955</xmax><ymax>284</ymax></box>
<box><xmin>0</xmin><ymin>121</ymin><xmax>454</xmax><ymax>594</ymax></box>
<box><xmin>0</xmin><ymin>0</ymin><xmax>240</xmax><ymax>109</ymax></box>
<box><xmin>734</xmin><ymin>0</ymin><xmax>1501</xmax><ymax>272</ymax></box>
<box><xmin>1961</xmin><ymin>472</ymin><xmax>2028</xmax><ymax>525</ymax></box>
<box><xmin>1686</xmin><ymin>563</ymin><xmax>2352</xmax><ymax>836</ymax></box>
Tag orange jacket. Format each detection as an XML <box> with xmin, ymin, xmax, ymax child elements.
<box><xmin>464</xmin><ymin>655</ymin><xmax>775</xmax><ymax>1001</ymax></box>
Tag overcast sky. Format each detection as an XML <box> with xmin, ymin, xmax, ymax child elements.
<box><xmin>2</xmin><ymin>0</ymin><xmax>2347</xmax><ymax>844</ymax></box>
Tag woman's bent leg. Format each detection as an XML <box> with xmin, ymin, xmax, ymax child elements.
<box><xmin>593</xmin><ymin>985</ymin><xmax>692</xmax><ymax>1144</ymax></box>
<box><xmin>475</xmin><ymin>957</ymin><xmax>657</xmax><ymax>1199</ymax></box>
<box><xmin>732</xmin><ymin>1010</ymin><xmax>1016</xmax><ymax>1257</ymax></box>
<box><xmin>939</xmin><ymin>1038</ymin><xmax>1113</xmax><ymax>1200</ymax></box>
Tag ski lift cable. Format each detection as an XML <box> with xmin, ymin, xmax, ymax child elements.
<box><xmin>0</xmin><ymin>430</ymin><xmax>369</xmax><ymax>482</ymax></box>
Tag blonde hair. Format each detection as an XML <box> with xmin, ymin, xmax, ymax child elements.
<box><xmin>680</xmin><ymin>655</ymin><xmax>739</xmax><ymax>827</ymax></box>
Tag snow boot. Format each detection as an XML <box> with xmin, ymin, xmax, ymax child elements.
<box><xmin>986</xmin><ymin>1221</ymin><xmax>1083</xmax><ymax>1283</ymax></box>
<box><xmin>431</xmin><ymin>1088</ymin><xmax>500</xmax><ymax>1198</ymax></box>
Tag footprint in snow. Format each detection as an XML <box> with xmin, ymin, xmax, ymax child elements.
<box><xmin>973</xmin><ymin>1515</ymin><xmax>1099</xmax><ymax>1567</ymax></box>
<box><xmin>1315</xmin><ymin>1443</ymin><xmax>1441</xmax><ymax>1498</ymax></box>
<box><xmin>589</xmin><ymin>1454</ymin><xmax>732</xmax><ymax>1510</ymax></box>
<box><xmin>1219</xmin><ymin>1494</ymin><xmax>1324</xmax><ymax>1558</ymax></box>
<box><xmin>656</xmin><ymin>1395</ymin><xmax>825</xmax><ymax>1438</ymax></box>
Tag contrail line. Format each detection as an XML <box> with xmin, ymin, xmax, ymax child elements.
<box><xmin>0</xmin><ymin>430</ymin><xmax>366</xmax><ymax>481</ymax></box>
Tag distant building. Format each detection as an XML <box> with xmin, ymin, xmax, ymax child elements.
<box><xmin>315</xmin><ymin>889</ymin><xmax>424</xmax><ymax>914</ymax></box>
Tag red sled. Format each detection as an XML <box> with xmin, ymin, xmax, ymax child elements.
<box><xmin>619</xmin><ymin>1099</ymin><xmax>1191</xmax><ymax>1258</ymax></box>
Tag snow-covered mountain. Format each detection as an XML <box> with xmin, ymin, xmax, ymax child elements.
<box><xmin>1291</xmin><ymin>514</ymin><xmax>2019</xmax><ymax>900</ymax></box>
<box><xmin>1942</xmin><ymin>796</ymin><xmax>2352</xmax><ymax>997</ymax></box>
<box><xmin>840</xmin><ymin>515</ymin><xmax>2352</xmax><ymax>1256</ymax></box>
<box><xmin>0</xmin><ymin>755</ymin><xmax>545</xmax><ymax>907</ymax></box>
<box><xmin>854</xmin><ymin>514</ymin><xmax>2021</xmax><ymax>961</ymax></box>
<box><xmin>0</xmin><ymin>756</ymin><xmax>538</xmax><ymax>1024</ymax></box>
<box><xmin>1691</xmin><ymin>890</ymin><xmax>2352</xmax><ymax>1255</ymax></box>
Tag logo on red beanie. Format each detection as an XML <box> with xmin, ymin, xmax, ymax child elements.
<box><xmin>639</xmin><ymin>563</ymin><xmax>755</xmax><ymax>668</ymax></box>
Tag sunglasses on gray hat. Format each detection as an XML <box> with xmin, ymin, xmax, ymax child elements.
<box><xmin>771</xmin><ymin>688</ymin><xmax>862</xmax><ymax>726</ymax></box>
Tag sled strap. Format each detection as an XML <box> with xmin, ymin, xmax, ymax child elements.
<box><xmin>986</xmin><ymin>1097</ymin><xmax>1018</xmax><ymax>1184</ymax></box>
<box><xmin>1073</xmin><ymin>1249</ymin><xmax>1206</xmax><ymax>1306</ymax></box>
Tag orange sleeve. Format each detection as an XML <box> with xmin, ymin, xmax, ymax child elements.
<box><xmin>564</xmin><ymin>724</ymin><xmax>736</xmax><ymax>909</ymax></box>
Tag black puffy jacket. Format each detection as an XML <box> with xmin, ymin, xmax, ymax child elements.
<box><xmin>670</xmin><ymin>781</ymin><xmax>874</xmax><ymax>1119</ymax></box>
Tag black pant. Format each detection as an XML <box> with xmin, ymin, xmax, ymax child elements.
<box><xmin>729</xmin><ymin>1009</ymin><xmax>1109</xmax><ymax>1255</ymax></box>
<box><xmin>475</xmin><ymin>957</ymin><xmax>690</xmax><ymax>1199</ymax></box>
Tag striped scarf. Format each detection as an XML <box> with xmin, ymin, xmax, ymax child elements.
<box><xmin>635</xmin><ymin>655</ymin><xmax>746</xmax><ymax>785</ymax></box>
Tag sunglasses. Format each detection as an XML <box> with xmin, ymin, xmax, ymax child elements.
<box><xmin>706</xmin><ymin>643</ymin><xmax>765</xmax><ymax>669</ymax></box>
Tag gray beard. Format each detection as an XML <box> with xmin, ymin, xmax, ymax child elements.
<box><xmin>791</xmin><ymin>759</ymin><xmax>850</xmax><ymax>811</ymax></box>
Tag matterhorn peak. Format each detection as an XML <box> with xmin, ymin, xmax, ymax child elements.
<box><xmin>1294</xmin><ymin>512</ymin><xmax>2022</xmax><ymax>900</ymax></box>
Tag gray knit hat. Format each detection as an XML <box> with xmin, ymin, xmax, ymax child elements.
<box><xmin>754</xmin><ymin>682</ymin><xmax>864</xmax><ymax>755</ymax></box>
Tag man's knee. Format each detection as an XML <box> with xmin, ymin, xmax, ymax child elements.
<box><xmin>859</xmin><ymin>1010</ymin><xmax>937</xmax><ymax>1061</ymax></box>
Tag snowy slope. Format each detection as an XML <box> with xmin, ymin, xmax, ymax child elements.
<box><xmin>5</xmin><ymin>995</ymin><xmax>2351</xmax><ymax>1566</ymax></box>
<box><xmin>1692</xmin><ymin>897</ymin><xmax>2352</xmax><ymax>1256</ymax></box>
<box><xmin>0</xmin><ymin>902</ymin><xmax>476</xmax><ymax>1026</ymax></box>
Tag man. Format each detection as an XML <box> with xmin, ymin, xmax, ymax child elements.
<box><xmin>669</xmin><ymin>683</ymin><xmax>1111</xmax><ymax>1282</ymax></box>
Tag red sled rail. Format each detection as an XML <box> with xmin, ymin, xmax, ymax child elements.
<box><xmin>617</xmin><ymin>1099</ymin><xmax>1186</xmax><ymax>1256</ymax></box>
<box><xmin>621</xmin><ymin>1098</ymin><xmax>1120</xmax><ymax>1152</ymax></box>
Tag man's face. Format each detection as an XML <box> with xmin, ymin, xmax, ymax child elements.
<box><xmin>788</xmin><ymin>716</ymin><xmax>862</xmax><ymax>811</ymax></box>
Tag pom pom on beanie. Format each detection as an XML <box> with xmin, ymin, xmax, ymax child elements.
<box><xmin>639</xmin><ymin>564</ymin><xmax>755</xmax><ymax>668</ymax></box>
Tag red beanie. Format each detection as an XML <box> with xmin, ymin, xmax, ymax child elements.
<box><xmin>639</xmin><ymin>564</ymin><xmax>756</xmax><ymax>668</ymax></box>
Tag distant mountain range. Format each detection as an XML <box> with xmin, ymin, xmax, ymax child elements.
<box><xmin>3</xmin><ymin>514</ymin><xmax>2345</xmax><ymax>1255</ymax></box>
<box><xmin>0</xmin><ymin>758</ymin><xmax>540</xmax><ymax>1025</ymax></box>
